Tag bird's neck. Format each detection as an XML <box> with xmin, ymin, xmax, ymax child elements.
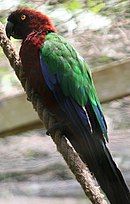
<box><xmin>23</xmin><ymin>30</ymin><xmax>54</xmax><ymax>48</ymax></box>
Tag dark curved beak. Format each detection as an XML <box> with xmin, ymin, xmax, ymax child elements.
<box><xmin>6</xmin><ymin>21</ymin><xmax>14</xmax><ymax>39</ymax></box>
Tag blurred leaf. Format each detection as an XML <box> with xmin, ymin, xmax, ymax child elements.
<box><xmin>64</xmin><ymin>0</ymin><xmax>82</xmax><ymax>11</ymax></box>
<box><xmin>87</xmin><ymin>0</ymin><xmax>105</xmax><ymax>13</ymax></box>
<box><xmin>0</xmin><ymin>17</ymin><xmax>6</xmax><ymax>24</ymax></box>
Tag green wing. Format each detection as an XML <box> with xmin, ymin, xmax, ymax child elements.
<box><xmin>40</xmin><ymin>32</ymin><xmax>107</xmax><ymax>140</ymax></box>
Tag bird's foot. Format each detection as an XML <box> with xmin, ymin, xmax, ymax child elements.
<box><xmin>46</xmin><ymin>123</ymin><xmax>67</xmax><ymax>136</ymax></box>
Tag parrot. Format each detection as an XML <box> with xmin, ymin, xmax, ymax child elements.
<box><xmin>6</xmin><ymin>8</ymin><xmax>130</xmax><ymax>204</ymax></box>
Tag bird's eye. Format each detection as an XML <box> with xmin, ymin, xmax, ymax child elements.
<box><xmin>21</xmin><ymin>14</ymin><xmax>26</xmax><ymax>21</ymax></box>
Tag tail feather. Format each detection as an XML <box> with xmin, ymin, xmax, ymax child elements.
<box><xmin>67</xmin><ymin>128</ymin><xmax>130</xmax><ymax>204</ymax></box>
<box><xmin>63</xmin><ymin>100</ymin><xmax>130</xmax><ymax>203</ymax></box>
<box><xmin>53</xmin><ymin>90</ymin><xmax>130</xmax><ymax>203</ymax></box>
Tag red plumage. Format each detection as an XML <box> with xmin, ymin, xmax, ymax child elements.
<box><xmin>16</xmin><ymin>8</ymin><xmax>58</xmax><ymax>110</ymax></box>
<box><xmin>20</xmin><ymin>33</ymin><xmax>58</xmax><ymax>111</ymax></box>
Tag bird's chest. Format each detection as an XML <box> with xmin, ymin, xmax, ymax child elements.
<box><xmin>20</xmin><ymin>40</ymin><xmax>45</xmax><ymax>93</ymax></box>
<box><xmin>20</xmin><ymin>39</ymin><xmax>56</xmax><ymax>109</ymax></box>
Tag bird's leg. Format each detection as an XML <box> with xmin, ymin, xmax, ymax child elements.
<box><xmin>46</xmin><ymin>122</ymin><xmax>67</xmax><ymax>136</ymax></box>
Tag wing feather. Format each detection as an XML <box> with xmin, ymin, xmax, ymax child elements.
<box><xmin>40</xmin><ymin>33</ymin><xmax>108</xmax><ymax>140</ymax></box>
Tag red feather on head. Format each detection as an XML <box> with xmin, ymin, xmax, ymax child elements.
<box><xmin>7</xmin><ymin>7</ymin><xmax>56</xmax><ymax>45</ymax></box>
<box><xmin>24</xmin><ymin>8</ymin><xmax>56</xmax><ymax>47</ymax></box>
<box><xmin>19</xmin><ymin>8</ymin><xmax>56</xmax><ymax>32</ymax></box>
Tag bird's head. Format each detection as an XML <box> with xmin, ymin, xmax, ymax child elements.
<box><xmin>6</xmin><ymin>8</ymin><xmax>56</xmax><ymax>40</ymax></box>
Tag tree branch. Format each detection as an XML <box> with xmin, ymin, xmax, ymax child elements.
<box><xmin>0</xmin><ymin>22</ymin><xmax>107</xmax><ymax>204</ymax></box>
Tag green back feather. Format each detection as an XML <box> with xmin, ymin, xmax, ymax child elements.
<box><xmin>40</xmin><ymin>33</ymin><xmax>99</xmax><ymax>106</ymax></box>
<box><xmin>40</xmin><ymin>33</ymin><xmax>108</xmax><ymax>140</ymax></box>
